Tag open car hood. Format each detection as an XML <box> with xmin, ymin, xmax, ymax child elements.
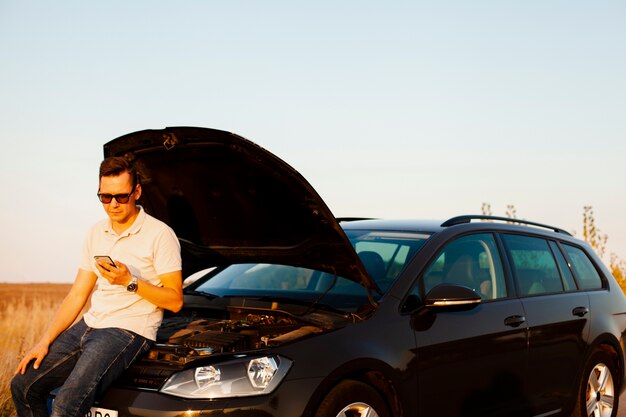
<box><xmin>103</xmin><ymin>127</ymin><xmax>377</xmax><ymax>291</ymax></box>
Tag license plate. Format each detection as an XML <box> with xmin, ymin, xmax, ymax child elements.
<box><xmin>85</xmin><ymin>406</ymin><xmax>118</xmax><ymax>417</ymax></box>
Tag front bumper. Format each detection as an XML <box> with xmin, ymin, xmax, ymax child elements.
<box><xmin>95</xmin><ymin>377</ymin><xmax>324</xmax><ymax>417</ymax></box>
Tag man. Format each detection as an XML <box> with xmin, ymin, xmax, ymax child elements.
<box><xmin>11</xmin><ymin>157</ymin><xmax>183</xmax><ymax>417</ymax></box>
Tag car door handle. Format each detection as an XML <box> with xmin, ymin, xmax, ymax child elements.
<box><xmin>572</xmin><ymin>306</ymin><xmax>589</xmax><ymax>317</ymax></box>
<box><xmin>504</xmin><ymin>315</ymin><xmax>526</xmax><ymax>328</ymax></box>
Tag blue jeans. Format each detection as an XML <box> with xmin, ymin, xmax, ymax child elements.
<box><xmin>11</xmin><ymin>319</ymin><xmax>150</xmax><ymax>417</ymax></box>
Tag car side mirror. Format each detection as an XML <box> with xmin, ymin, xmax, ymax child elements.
<box><xmin>400</xmin><ymin>294</ymin><xmax>422</xmax><ymax>314</ymax></box>
<box><xmin>424</xmin><ymin>284</ymin><xmax>482</xmax><ymax>309</ymax></box>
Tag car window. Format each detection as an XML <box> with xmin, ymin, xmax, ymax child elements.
<box><xmin>227</xmin><ymin>263</ymin><xmax>314</xmax><ymax>290</ymax></box>
<box><xmin>422</xmin><ymin>233</ymin><xmax>507</xmax><ymax>300</ymax></box>
<box><xmin>193</xmin><ymin>263</ymin><xmax>372</xmax><ymax>305</ymax></box>
<box><xmin>502</xmin><ymin>234</ymin><xmax>564</xmax><ymax>296</ymax></box>
<box><xmin>561</xmin><ymin>244</ymin><xmax>603</xmax><ymax>290</ymax></box>
<box><xmin>549</xmin><ymin>241</ymin><xmax>578</xmax><ymax>291</ymax></box>
<box><xmin>346</xmin><ymin>230</ymin><xmax>431</xmax><ymax>293</ymax></box>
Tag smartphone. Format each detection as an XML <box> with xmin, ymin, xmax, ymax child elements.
<box><xmin>94</xmin><ymin>255</ymin><xmax>116</xmax><ymax>270</ymax></box>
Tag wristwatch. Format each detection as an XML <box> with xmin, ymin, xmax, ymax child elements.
<box><xmin>126</xmin><ymin>275</ymin><xmax>138</xmax><ymax>292</ymax></box>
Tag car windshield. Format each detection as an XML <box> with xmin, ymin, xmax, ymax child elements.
<box><xmin>189</xmin><ymin>229</ymin><xmax>430</xmax><ymax>311</ymax></box>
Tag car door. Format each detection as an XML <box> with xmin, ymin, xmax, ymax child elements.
<box><xmin>410</xmin><ymin>233</ymin><xmax>530</xmax><ymax>416</ymax></box>
<box><xmin>501</xmin><ymin>234</ymin><xmax>590</xmax><ymax>414</ymax></box>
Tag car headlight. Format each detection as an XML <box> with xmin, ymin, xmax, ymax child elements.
<box><xmin>160</xmin><ymin>355</ymin><xmax>292</xmax><ymax>399</ymax></box>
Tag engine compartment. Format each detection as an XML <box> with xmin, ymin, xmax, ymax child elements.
<box><xmin>118</xmin><ymin>303</ymin><xmax>355</xmax><ymax>389</ymax></box>
<box><xmin>151</xmin><ymin>308</ymin><xmax>328</xmax><ymax>361</ymax></box>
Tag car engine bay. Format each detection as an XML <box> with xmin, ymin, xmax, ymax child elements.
<box><xmin>117</xmin><ymin>305</ymin><xmax>350</xmax><ymax>389</ymax></box>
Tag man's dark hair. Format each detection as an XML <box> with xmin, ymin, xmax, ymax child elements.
<box><xmin>99</xmin><ymin>157</ymin><xmax>139</xmax><ymax>188</ymax></box>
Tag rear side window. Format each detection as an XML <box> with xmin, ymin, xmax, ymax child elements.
<box><xmin>549</xmin><ymin>241</ymin><xmax>578</xmax><ymax>291</ymax></box>
<box><xmin>502</xmin><ymin>234</ymin><xmax>564</xmax><ymax>296</ymax></box>
<box><xmin>561</xmin><ymin>244</ymin><xmax>603</xmax><ymax>289</ymax></box>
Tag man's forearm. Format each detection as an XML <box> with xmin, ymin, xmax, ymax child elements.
<box><xmin>95</xmin><ymin>261</ymin><xmax>183</xmax><ymax>313</ymax></box>
<box><xmin>135</xmin><ymin>278</ymin><xmax>183</xmax><ymax>312</ymax></box>
<box><xmin>41</xmin><ymin>292</ymin><xmax>90</xmax><ymax>345</ymax></box>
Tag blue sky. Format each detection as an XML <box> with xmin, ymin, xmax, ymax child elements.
<box><xmin>1</xmin><ymin>1</ymin><xmax>625</xmax><ymax>282</ymax></box>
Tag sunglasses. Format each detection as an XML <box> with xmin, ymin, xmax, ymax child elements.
<box><xmin>97</xmin><ymin>192</ymin><xmax>134</xmax><ymax>204</ymax></box>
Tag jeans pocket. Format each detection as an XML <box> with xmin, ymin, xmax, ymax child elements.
<box><xmin>116</xmin><ymin>327</ymin><xmax>138</xmax><ymax>340</ymax></box>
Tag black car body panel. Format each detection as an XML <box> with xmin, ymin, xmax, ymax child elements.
<box><xmin>103</xmin><ymin>126</ymin><xmax>376</xmax><ymax>290</ymax></box>
<box><xmin>78</xmin><ymin>128</ymin><xmax>626</xmax><ymax>417</ymax></box>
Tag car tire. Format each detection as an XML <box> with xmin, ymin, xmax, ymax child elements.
<box><xmin>573</xmin><ymin>349</ymin><xmax>619</xmax><ymax>417</ymax></box>
<box><xmin>314</xmin><ymin>380</ymin><xmax>391</xmax><ymax>417</ymax></box>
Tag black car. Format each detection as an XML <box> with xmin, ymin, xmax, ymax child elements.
<box><xmin>81</xmin><ymin>127</ymin><xmax>626</xmax><ymax>417</ymax></box>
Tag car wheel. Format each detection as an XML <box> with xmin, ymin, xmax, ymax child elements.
<box><xmin>314</xmin><ymin>380</ymin><xmax>391</xmax><ymax>417</ymax></box>
<box><xmin>573</xmin><ymin>349</ymin><xmax>619</xmax><ymax>417</ymax></box>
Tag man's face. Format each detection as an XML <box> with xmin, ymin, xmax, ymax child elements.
<box><xmin>98</xmin><ymin>171</ymin><xmax>141</xmax><ymax>225</ymax></box>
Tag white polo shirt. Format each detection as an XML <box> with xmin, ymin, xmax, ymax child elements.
<box><xmin>79</xmin><ymin>207</ymin><xmax>182</xmax><ymax>340</ymax></box>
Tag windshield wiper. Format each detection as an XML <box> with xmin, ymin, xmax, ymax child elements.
<box><xmin>184</xmin><ymin>289</ymin><xmax>219</xmax><ymax>299</ymax></box>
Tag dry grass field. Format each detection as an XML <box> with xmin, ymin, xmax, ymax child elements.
<box><xmin>0</xmin><ymin>283</ymin><xmax>71</xmax><ymax>417</ymax></box>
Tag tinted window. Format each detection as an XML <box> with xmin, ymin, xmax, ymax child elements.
<box><xmin>562</xmin><ymin>244</ymin><xmax>603</xmax><ymax>289</ymax></box>
<box><xmin>423</xmin><ymin>233</ymin><xmax>506</xmax><ymax>300</ymax></box>
<box><xmin>192</xmin><ymin>263</ymin><xmax>372</xmax><ymax>311</ymax></box>
<box><xmin>503</xmin><ymin>234</ymin><xmax>563</xmax><ymax>295</ymax></box>
<box><xmin>346</xmin><ymin>230</ymin><xmax>431</xmax><ymax>293</ymax></box>
<box><xmin>195</xmin><ymin>263</ymin><xmax>357</xmax><ymax>292</ymax></box>
<box><xmin>549</xmin><ymin>241</ymin><xmax>578</xmax><ymax>291</ymax></box>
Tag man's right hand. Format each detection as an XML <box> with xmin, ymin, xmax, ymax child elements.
<box><xmin>15</xmin><ymin>340</ymin><xmax>49</xmax><ymax>375</ymax></box>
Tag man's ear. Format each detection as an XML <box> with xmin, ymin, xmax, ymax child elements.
<box><xmin>134</xmin><ymin>183</ymin><xmax>142</xmax><ymax>200</ymax></box>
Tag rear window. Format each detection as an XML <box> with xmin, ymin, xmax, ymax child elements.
<box><xmin>561</xmin><ymin>244</ymin><xmax>603</xmax><ymax>290</ymax></box>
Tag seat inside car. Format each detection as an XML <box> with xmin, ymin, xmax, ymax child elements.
<box><xmin>358</xmin><ymin>251</ymin><xmax>386</xmax><ymax>284</ymax></box>
<box><xmin>445</xmin><ymin>254</ymin><xmax>480</xmax><ymax>291</ymax></box>
<box><xmin>442</xmin><ymin>239</ymin><xmax>495</xmax><ymax>298</ymax></box>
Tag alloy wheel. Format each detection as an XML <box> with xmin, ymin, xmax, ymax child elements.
<box><xmin>586</xmin><ymin>362</ymin><xmax>615</xmax><ymax>417</ymax></box>
<box><xmin>335</xmin><ymin>402</ymin><xmax>380</xmax><ymax>417</ymax></box>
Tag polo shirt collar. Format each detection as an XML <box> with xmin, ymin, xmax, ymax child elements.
<box><xmin>104</xmin><ymin>206</ymin><xmax>147</xmax><ymax>238</ymax></box>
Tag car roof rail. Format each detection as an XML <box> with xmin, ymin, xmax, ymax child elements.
<box><xmin>441</xmin><ymin>215</ymin><xmax>572</xmax><ymax>236</ymax></box>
